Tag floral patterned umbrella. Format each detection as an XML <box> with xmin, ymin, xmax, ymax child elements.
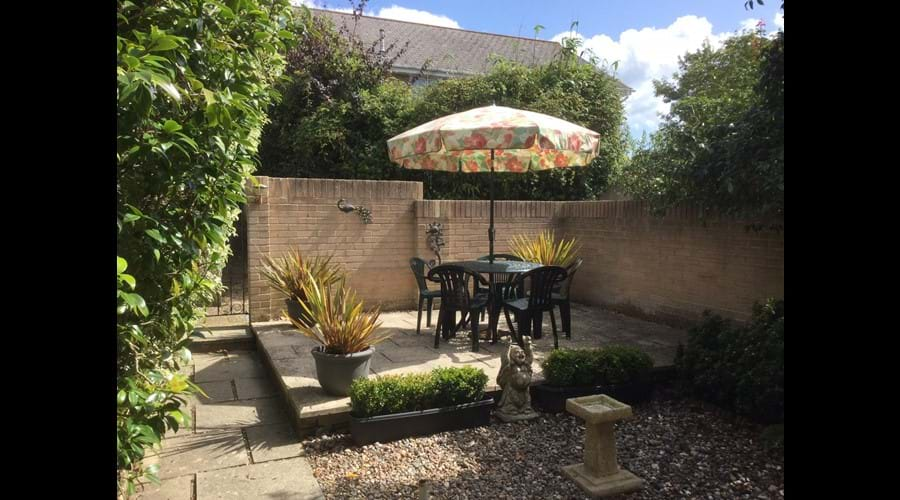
<box><xmin>387</xmin><ymin>105</ymin><xmax>600</xmax><ymax>261</ymax></box>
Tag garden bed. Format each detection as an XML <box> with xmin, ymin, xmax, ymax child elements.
<box><xmin>350</xmin><ymin>398</ymin><xmax>493</xmax><ymax>446</ymax></box>
<box><xmin>303</xmin><ymin>392</ymin><xmax>784</xmax><ymax>499</ymax></box>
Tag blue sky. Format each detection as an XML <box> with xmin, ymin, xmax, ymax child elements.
<box><xmin>301</xmin><ymin>1</ymin><xmax>785</xmax><ymax>138</ymax></box>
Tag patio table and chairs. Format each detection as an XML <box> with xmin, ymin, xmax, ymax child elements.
<box><xmin>391</xmin><ymin>104</ymin><xmax>599</xmax><ymax>352</ymax></box>
<box><xmin>551</xmin><ymin>257</ymin><xmax>584</xmax><ymax>340</ymax></box>
<box><xmin>475</xmin><ymin>254</ymin><xmax>523</xmax><ymax>313</ymax></box>
<box><xmin>413</xmin><ymin>258</ymin><xmax>579</xmax><ymax>351</ymax></box>
<box><xmin>501</xmin><ymin>265</ymin><xmax>568</xmax><ymax>349</ymax></box>
<box><xmin>410</xmin><ymin>257</ymin><xmax>441</xmax><ymax>336</ymax></box>
<box><xmin>426</xmin><ymin>264</ymin><xmax>491</xmax><ymax>351</ymax></box>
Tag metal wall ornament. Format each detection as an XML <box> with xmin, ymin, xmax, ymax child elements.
<box><xmin>425</xmin><ymin>222</ymin><xmax>445</xmax><ymax>268</ymax></box>
<box><xmin>337</xmin><ymin>199</ymin><xmax>373</xmax><ymax>224</ymax></box>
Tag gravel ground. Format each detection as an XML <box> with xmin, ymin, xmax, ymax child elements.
<box><xmin>303</xmin><ymin>394</ymin><xmax>784</xmax><ymax>499</ymax></box>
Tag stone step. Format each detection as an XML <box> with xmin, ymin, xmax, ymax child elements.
<box><xmin>191</xmin><ymin>326</ymin><xmax>255</xmax><ymax>353</ymax></box>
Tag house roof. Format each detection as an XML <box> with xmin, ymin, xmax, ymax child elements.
<box><xmin>310</xmin><ymin>8</ymin><xmax>632</xmax><ymax>96</ymax></box>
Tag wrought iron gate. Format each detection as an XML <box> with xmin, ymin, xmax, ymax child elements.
<box><xmin>208</xmin><ymin>207</ymin><xmax>249</xmax><ymax>317</ymax></box>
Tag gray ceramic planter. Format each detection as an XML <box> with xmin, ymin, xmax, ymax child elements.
<box><xmin>310</xmin><ymin>346</ymin><xmax>374</xmax><ymax>396</ymax></box>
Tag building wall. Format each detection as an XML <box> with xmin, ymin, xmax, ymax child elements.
<box><xmin>247</xmin><ymin>178</ymin><xmax>783</xmax><ymax>325</ymax></box>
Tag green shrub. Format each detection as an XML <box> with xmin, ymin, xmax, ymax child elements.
<box><xmin>349</xmin><ymin>366</ymin><xmax>488</xmax><ymax>418</ymax></box>
<box><xmin>594</xmin><ymin>345</ymin><xmax>655</xmax><ymax>385</ymax></box>
<box><xmin>676</xmin><ymin>299</ymin><xmax>784</xmax><ymax>424</ymax></box>
<box><xmin>117</xmin><ymin>0</ymin><xmax>295</xmax><ymax>495</ymax></box>
<box><xmin>615</xmin><ymin>31</ymin><xmax>784</xmax><ymax>225</ymax></box>
<box><xmin>258</xmin><ymin>10</ymin><xmax>627</xmax><ymax>202</ymax></box>
<box><xmin>542</xmin><ymin>346</ymin><xmax>653</xmax><ymax>387</ymax></box>
<box><xmin>430</xmin><ymin>367</ymin><xmax>488</xmax><ymax>407</ymax></box>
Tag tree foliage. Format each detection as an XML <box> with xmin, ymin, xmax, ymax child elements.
<box><xmin>257</xmin><ymin>11</ymin><xmax>627</xmax><ymax>200</ymax></box>
<box><xmin>116</xmin><ymin>0</ymin><xmax>294</xmax><ymax>494</ymax></box>
<box><xmin>259</xmin><ymin>5</ymin><xmax>416</xmax><ymax>181</ymax></box>
<box><xmin>617</xmin><ymin>30</ymin><xmax>784</xmax><ymax>225</ymax></box>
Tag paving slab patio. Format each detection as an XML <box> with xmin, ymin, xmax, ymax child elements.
<box><xmin>255</xmin><ymin>302</ymin><xmax>687</xmax><ymax>436</ymax></box>
<box><xmin>136</xmin><ymin>348</ymin><xmax>323</xmax><ymax>500</ymax></box>
<box><xmin>196</xmin><ymin>456</ymin><xmax>323</xmax><ymax>500</ymax></box>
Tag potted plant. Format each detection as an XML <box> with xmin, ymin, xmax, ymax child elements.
<box><xmin>261</xmin><ymin>248</ymin><xmax>344</xmax><ymax>326</ymax></box>
<box><xmin>509</xmin><ymin>229</ymin><xmax>581</xmax><ymax>266</ymax></box>
<box><xmin>349</xmin><ymin>366</ymin><xmax>493</xmax><ymax>445</ymax></box>
<box><xmin>289</xmin><ymin>275</ymin><xmax>389</xmax><ymax>396</ymax></box>
<box><xmin>531</xmin><ymin>346</ymin><xmax>655</xmax><ymax>413</ymax></box>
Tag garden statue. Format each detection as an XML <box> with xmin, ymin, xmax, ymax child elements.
<box><xmin>425</xmin><ymin>222</ymin><xmax>445</xmax><ymax>268</ymax></box>
<box><xmin>495</xmin><ymin>336</ymin><xmax>539</xmax><ymax>422</ymax></box>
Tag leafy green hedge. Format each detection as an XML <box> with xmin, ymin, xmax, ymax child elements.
<box><xmin>259</xmin><ymin>10</ymin><xmax>627</xmax><ymax>201</ymax></box>
<box><xmin>541</xmin><ymin>346</ymin><xmax>654</xmax><ymax>387</ymax></box>
<box><xmin>675</xmin><ymin>299</ymin><xmax>784</xmax><ymax>424</ymax></box>
<box><xmin>617</xmin><ymin>31</ymin><xmax>784</xmax><ymax>225</ymax></box>
<box><xmin>350</xmin><ymin>367</ymin><xmax>488</xmax><ymax>418</ymax></box>
<box><xmin>117</xmin><ymin>0</ymin><xmax>295</xmax><ymax>495</ymax></box>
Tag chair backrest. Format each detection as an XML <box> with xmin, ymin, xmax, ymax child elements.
<box><xmin>516</xmin><ymin>266</ymin><xmax>567</xmax><ymax>309</ymax></box>
<box><xmin>558</xmin><ymin>257</ymin><xmax>584</xmax><ymax>299</ymax></box>
<box><xmin>409</xmin><ymin>258</ymin><xmax>430</xmax><ymax>293</ymax></box>
<box><xmin>477</xmin><ymin>254</ymin><xmax>522</xmax><ymax>262</ymax></box>
<box><xmin>427</xmin><ymin>265</ymin><xmax>479</xmax><ymax>310</ymax></box>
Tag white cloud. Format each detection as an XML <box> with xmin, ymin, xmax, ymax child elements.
<box><xmin>739</xmin><ymin>17</ymin><xmax>762</xmax><ymax>32</ymax></box>
<box><xmin>304</xmin><ymin>2</ymin><xmax>462</xmax><ymax>29</ymax></box>
<box><xmin>773</xmin><ymin>11</ymin><xmax>785</xmax><ymax>30</ymax></box>
<box><xmin>552</xmin><ymin>15</ymin><xmax>732</xmax><ymax>138</ymax></box>
<box><xmin>372</xmin><ymin>5</ymin><xmax>461</xmax><ymax>29</ymax></box>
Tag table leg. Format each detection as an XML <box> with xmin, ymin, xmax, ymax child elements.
<box><xmin>489</xmin><ymin>290</ymin><xmax>499</xmax><ymax>344</ymax></box>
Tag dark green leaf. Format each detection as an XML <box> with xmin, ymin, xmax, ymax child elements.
<box><xmin>145</xmin><ymin>229</ymin><xmax>166</xmax><ymax>243</ymax></box>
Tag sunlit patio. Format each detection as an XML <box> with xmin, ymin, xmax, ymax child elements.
<box><xmin>252</xmin><ymin>302</ymin><xmax>687</xmax><ymax>436</ymax></box>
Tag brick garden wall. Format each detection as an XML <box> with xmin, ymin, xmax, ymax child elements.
<box><xmin>414</xmin><ymin>200</ymin><xmax>562</xmax><ymax>263</ymax></box>
<box><xmin>246</xmin><ymin>178</ymin><xmax>783</xmax><ymax>324</ymax></box>
<box><xmin>558</xmin><ymin>202</ymin><xmax>784</xmax><ymax>324</ymax></box>
<box><xmin>246</xmin><ymin>177</ymin><xmax>422</xmax><ymax>321</ymax></box>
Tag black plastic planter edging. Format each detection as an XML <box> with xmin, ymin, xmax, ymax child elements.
<box><xmin>530</xmin><ymin>381</ymin><xmax>653</xmax><ymax>413</ymax></box>
<box><xmin>349</xmin><ymin>398</ymin><xmax>494</xmax><ymax>446</ymax></box>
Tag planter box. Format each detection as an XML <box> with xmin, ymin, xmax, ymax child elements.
<box><xmin>350</xmin><ymin>398</ymin><xmax>494</xmax><ymax>445</ymax></box>
<box><xmin>531</xmin><ymin>381</ymin><xmax>653</xmax><ymax>413</ymax></box>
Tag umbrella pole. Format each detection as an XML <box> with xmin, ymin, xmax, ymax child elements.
<box><xmin>489</xmin><ymin>149</ymin><xmax>495</xmax><ymax>264</ymax></box>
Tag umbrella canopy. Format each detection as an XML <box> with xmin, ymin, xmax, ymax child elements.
<box><xmin>387</xmin><ymin>105</ymin><xmax>601</xmax><ymax>262</ymax></box>
<box><xmin>387</xmin><ymin>105</ymin><xmax>601</xmax><ymax>172</ymax></box>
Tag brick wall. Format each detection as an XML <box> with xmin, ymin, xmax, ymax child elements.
<box><xmin>559</xmin><ymin>201</ymin><xmax>784</xmax><ymax>324</ymax></box>
<box><xmin>247</xmin><ymin>178</ymin><xmax>783</xmax><ymax>324</ymax></box>
<box><xmin>415</xmin><ymin>200</ymin><xmax>561</xmax><ymax>263</ymax></box>
<box><xmin>246</xmin><ymin>177</ymin><xmax>422</xmax><ymax>321</ymax></box>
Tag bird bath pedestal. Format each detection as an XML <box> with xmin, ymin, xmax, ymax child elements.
<box><xmin>562</xmin><ymin>394</ymin><xmax>644</xmax><ymax>498</ymax></box>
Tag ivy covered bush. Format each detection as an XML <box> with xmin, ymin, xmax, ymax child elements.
<box><xmin>116</xmin><ymin>0</ymin><xmax>295</xmax><ymax>495</ymax></box>
<box><xmin>542</xmin><ymin>346</ymin><xmax>654</xmax><ymax>387</ymax></box>
<box><xmin>675</xmin><ymin>299</ymin><xmax>784</xmax><ymax>424</ymax></box>
<box><xmin>349</xmin><ymin>367</ymin><xmax>488</xmax><ymax>418</ymax></box>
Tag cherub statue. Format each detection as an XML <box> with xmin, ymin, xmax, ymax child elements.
<box><xmin>495</xmin><ymin>336</ymin><xmax>539</xmax><ymax>422</ymax></box>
